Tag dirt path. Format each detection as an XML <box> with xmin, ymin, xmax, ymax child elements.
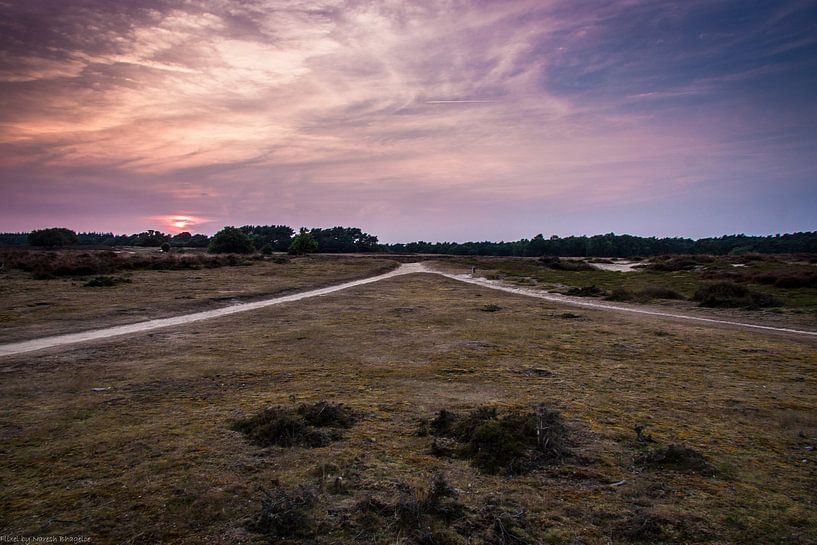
<box><xmin>437</xmin><ymin>270</ymin><xmax>817</xmax><ymax>339</ymax></box>
<box><xmin>0</xmin><ymin>263</ymin><xmax>426</xmax><ymax>357</ymax></box>
<box><xmin>1</xmin><ymin>262</ymin><xmax>815</xmax><ymax>357</ymax></box>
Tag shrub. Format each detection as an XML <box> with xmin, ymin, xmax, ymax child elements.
<box><xmin>480</xmin><ymin>304</ymin><xmax>502</xmax><ymax>312</ymax></box>
<box><xmin>0</xmin><ymin>249</ymin><xmax>255</xmax><ymax>278</ymax></box>
<box><xmin>352</xmin><ymin>473</ymin><xmax>464</xmax><ymax>541</ymax></box>
<box><xmin>643</xmin><ymin>256</ymin><xmax>710</xmax><ymax>272</ymax></box>
<box><xmin>606</xmin><ymin>286</ymin><xmax>685</xmax><ymax>302</ymax></box>
<box><xmin>207</xmin><ymin>226</ymin><xmax>255</xmax><ymax>254</ymax></box>
<box><xmin>538</xmin><ymin>256</ymin><xmax>595</xmax><ymax>271</ymax></box>
<box><xmin>84</xmin><ymin>275</ymin><xmax>130</xmax><ymax>287</ymax></box>
<box><xmin>606</xmin><ymin>288</ymin><xmax>636</xmax><ymax>302</ymax></box>
<box><xmin>160</xmin><ymin>242</ymin><xmax>171</xmax><ymax>252</ymax></box>
<box><xmin>261</xmin><ymin>243</ymin><xmax>273</xmax><ymax>255</ymax></box>
<box><xmin>425</xmin><ymin>405</ymin><xmax>568</xmax><ymax>474</ymax></box>
<box><xmin>232</xmin><ymin>401</ymin><xmax>356</xmax><ymax>448</ymax></box>
<box><xmin>566</xmin><ymin>285</ymin><xmax>605</xmax><ymax>297</ymax></box>
<box><xmin>637</xmin><ymin>443</ymin><xmax>716</xmax><ymax>476</ymax></box>
<box><xmin>639</xmin><ymin>286</ymin><xmax>685</xmax><ymax>300</ymax></box>
<box><xmin>249</xmin><ymin>483</ymin><xmax>316</xmax><ymax>538</ymax></box>
<box><xmin>693</xmin><ymin>282</ymin><xmax>782</xmax><ymax>309</ymax></box>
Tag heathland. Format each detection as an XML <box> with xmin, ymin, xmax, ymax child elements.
<box><xmin>0</xmin><ymin>250</ymin><xmax>816</xmax><ymax>544</ymax></box>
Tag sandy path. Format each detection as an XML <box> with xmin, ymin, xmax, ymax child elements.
<box><xmin>1</xmin><ymin>262</ymin><xmax>815</xmax><ymax>357</ymax></box>
<box><xmin>437</xmin><ymin>271</ymin><xmax>817</xmax><ymax>338</ymax></box>
<box><xmin>0</xmin><ymin>263</ymin><xmax>426</xmax><ymax>357</ymax></box>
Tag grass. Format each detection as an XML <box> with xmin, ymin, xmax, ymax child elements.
<box><xmin>1</xmin><ymin>271</ymin><xmax>816</xmax><ymax>543</ymax></box>
<box><xmin>0</xmin><ymin>254</ymin><xmax>398</xmax><ymax>343</ymax></box>
<box><xmin>437</xmin><ymin>255</ymin><xmax>817</xmax><ymax>328</ymax></box>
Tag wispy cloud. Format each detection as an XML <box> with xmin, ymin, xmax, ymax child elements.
<box><xmin>0</xmin><ymin>0</ymin><xmax>815</xmax><ymax>239</ymax></box>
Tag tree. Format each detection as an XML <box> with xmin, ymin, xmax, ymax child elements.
<box><xmin>239</xmin><ymin>225</ymin><xmax>295</xmax><ymax>251</ymax></box>
<box><xmin>208</xmin><ymin>226</ymin><xmax>255</xmax><ymax>254</ymax></box>
<box><xmin>170</xmin><ymin>231</ymin><xmax>192</xmax><ymax>247</ymax></box>
<box><xmin>132</xmin><ymin>230</ymin><xmax>170</xmax><ymax>247</ymax></box>
<box><xmin>28</xmin><ymin>228</ymin><xmax>78</xmax><ymax>247</ymax></box>
<box><xmin>288</xmin><ymin>228</ymin><xmax>318</xmax><ymax>255</ymax></box>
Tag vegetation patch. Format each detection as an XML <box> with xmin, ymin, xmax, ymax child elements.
<box><xmin>480</xmin><ymin>304</ymin><xmax>502</xmax><ymax>312</ymax></box>
<box><xmin>606</xmin><ymin>286</ymin><xmax>685</xmax><ymax>302</ymax></box>
<box><xmin>249</xmin><ymin>482</ymin><xmax>317</xmax><ymax>539</ymax></box>
<box><xmin>83</xmin><ymin>275</ymin><xmax>131</xmax><ymax>287</ymax></box>
<box><xmin>693</xmin><ymin>282</ymin><xmax>783</xmax><ymax>309</ymax></box>
<box><xmin>1</xmin><ymin>249</ymin><xmax>257</xmax><ymax>278</ymax></box>
<box><xmin>566</xmin><ymin>285</ymin><xmax>606</xmax><ymax>297</ymax></box>
<box><xmin>232</xmin><ymin>401</ymin><xmax>356</xmax><ymax>448</ymax></box>
<box><xmin>637</xmin><ymin>443</ymin><xmax>716</xmax><ymax>476</ymax></box>
<box><xmin>538</xmin><ymin>256</ymin><xmax>596</xmax><ymax>271</ymax></box>
<box><xmin>349</xmin><ymin>473</ymin><xmax>466</xmax><ymax>543</ymax></box>
<box><xmin>642</xmin><ymin>255</ymin><xmax>713</xmax><ymax>272</ymax></box>
<box><xmin>422</xmin><ymin>405</ymin><xmax>569</xmax><ymax>474</ymax></box>
<box><xmin>612</xmin><ymin>507</ymin><xmax>710</xmax><ymax>543</ymax></box>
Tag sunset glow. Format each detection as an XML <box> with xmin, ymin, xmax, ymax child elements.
<box><xmin>1</xmin><ymin>1</ymin><xmax>815</xmax><ymax>240</ymax></box>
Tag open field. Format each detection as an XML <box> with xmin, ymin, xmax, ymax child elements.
<box><xmin>435</xmin><ymin>255</ymin><xmax>817</xmax><ymax>331</ymax></box>
<box><xmin>0</xmin><ymin>254</ymin><xmax>397</xmax><ymax>343</ymax></box>
<box><xmin>1</xmin><ymin>269</ymin><xmax>816</xmax><ymax>544</ymax></box>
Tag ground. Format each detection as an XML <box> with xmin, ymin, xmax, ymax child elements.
<box><xmin>1</xmin><ymin>261</ymin><xmax>816</xmax><ymax>544</ymax></box>
<box><xmin>0</xmin><ymin>255</ymin><xmax>397</xmax><ymax>343</ymax></box>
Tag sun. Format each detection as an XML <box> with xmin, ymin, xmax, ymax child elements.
<box><xmin>153</xmin><ymin>215</ymin><xmax>208</xmax><ymax>233</ymax></box>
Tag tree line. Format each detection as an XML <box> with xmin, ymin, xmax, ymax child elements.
<box><xmin>2</xmin><ymin>227</ymin><xmax>815</xmax><ymax>256</ymax></box>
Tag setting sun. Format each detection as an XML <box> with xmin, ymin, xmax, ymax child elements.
<box><xmin>155</xmin><ymin>215</ymin><xmax>207</xmax><ymax>233</ymax></box>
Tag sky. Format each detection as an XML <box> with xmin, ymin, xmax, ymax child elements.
<box><xmin>0</xmin><ymin>0</ymin><xmax>816</xmax><ymax>242</ymax></box>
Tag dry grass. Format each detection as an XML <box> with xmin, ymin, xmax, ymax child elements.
<box><xmin>0</xmin><ymin>255</ymin><xmax>397</xmax><ymax>343</ymax></box>
<box><xmin>1</xmin><ymin>272</ymin><xmax>816</xmax><ymax>543</ymax></box>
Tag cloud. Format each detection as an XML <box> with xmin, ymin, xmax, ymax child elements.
<box><xmin>0</xmin><ymin>0</ymin><xmax>815</xmax><ymax>239</ymax></box>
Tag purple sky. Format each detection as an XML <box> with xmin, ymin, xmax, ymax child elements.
<box><xmin>1</xmin><ymin>0</ymin><xmax>816</xmax><ymax>242</ymax></box>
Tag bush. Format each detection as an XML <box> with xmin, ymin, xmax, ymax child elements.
<box><xmin>0</xmin><ymin>249</ymin><xmax>255</xmax><ymax>278</ymax></box>
<box><xmin>538</xmin><ymin>256</ymin><xmax>595</xmax><ymax>271</ymax></box>
<box><xmin>249</xmin><ymin>483</ymin><xmax>316</xmax><ymax>538</ymax></box>
<box><xmin>160</xmin><ymin>242</ymin><xmax>171</xmax><ymax>252</ymax></box>
<box><xmin>261</xmin><ymin>244</ymin><xmax>273</xmax><ymax>255</ymax></box>
<box><xmin>207</xmin><ymin>226</ymin><xmax>255</xmax><ymax>254</ymax></box>
<box><xmin>637</xmin><ymin>444</ymin><xmax>716</xmax><ymax>476</ymax></box>
<box><xmin>84</xmin><ymin>275</ymin><xmax>130</xmax><ymax>287</ymax></box>
<box><xmin>643</xmin><ymin>256</ymin><xmax>710</xmax><ymax>272</ymax></box>
<box><xmin>606</xmin><ymin>286</ymin><xmax>685</xmax><ymax>302</ymax></box>
<box><xmin>232</xmin><ymin>401</ymin><xmax>356</xmax><ymax>448</ymax></box>
<box><xmin>424</xmin><ymin>405</ymin><xmax>568</xmax><ymax>474</ymax></box>
<box><xmin>639</xmin><ymin>286</ymin><xmax>685</xmax><ymax>300</ymax></box>
<box><xmin>693</xmin><ymin>282</ymin><xmax>783</xmax><ymax>309</ymax></box>
<box><xmin>566</xmin><ymin>285</ymin><xmax>605</xmax><ymax>297</ymax></box>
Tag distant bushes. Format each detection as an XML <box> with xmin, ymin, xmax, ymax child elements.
<box><xmin>537</xmin><ymin>256</ymin><xmax>595</xmax><ymax>271</ymax></box>
<box><xmin>0</xmin><ymin>249</ymin><xmax>256</xmax><ymax>278</ymax></box>
<box><xmin>693</xmin><ymin>282</ymin><xmax>783</xmax><ymax>309</ymax></box>
<box><xmin>84</xmin><ymin>275</ymin><xmax>131</xmax><ymax>287</ymax></box>
<box><xmin>642</xmin><ymin>255</ymin><xmax>714</xmax><ymax>272</ymax></box>
<box><xmin>703</xmin><ymin>268</ymin><xmax>817</xmax><ymax>289</ymax></box>
<box><xmin>606</xmin><ymin>286</ymin><xmax>685</xmax><ymax>302</ymax></box>
<box><xmin>566</xmin><ymin>285</ymin><xmax>605</xmax><ymax>297</ymax></box>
